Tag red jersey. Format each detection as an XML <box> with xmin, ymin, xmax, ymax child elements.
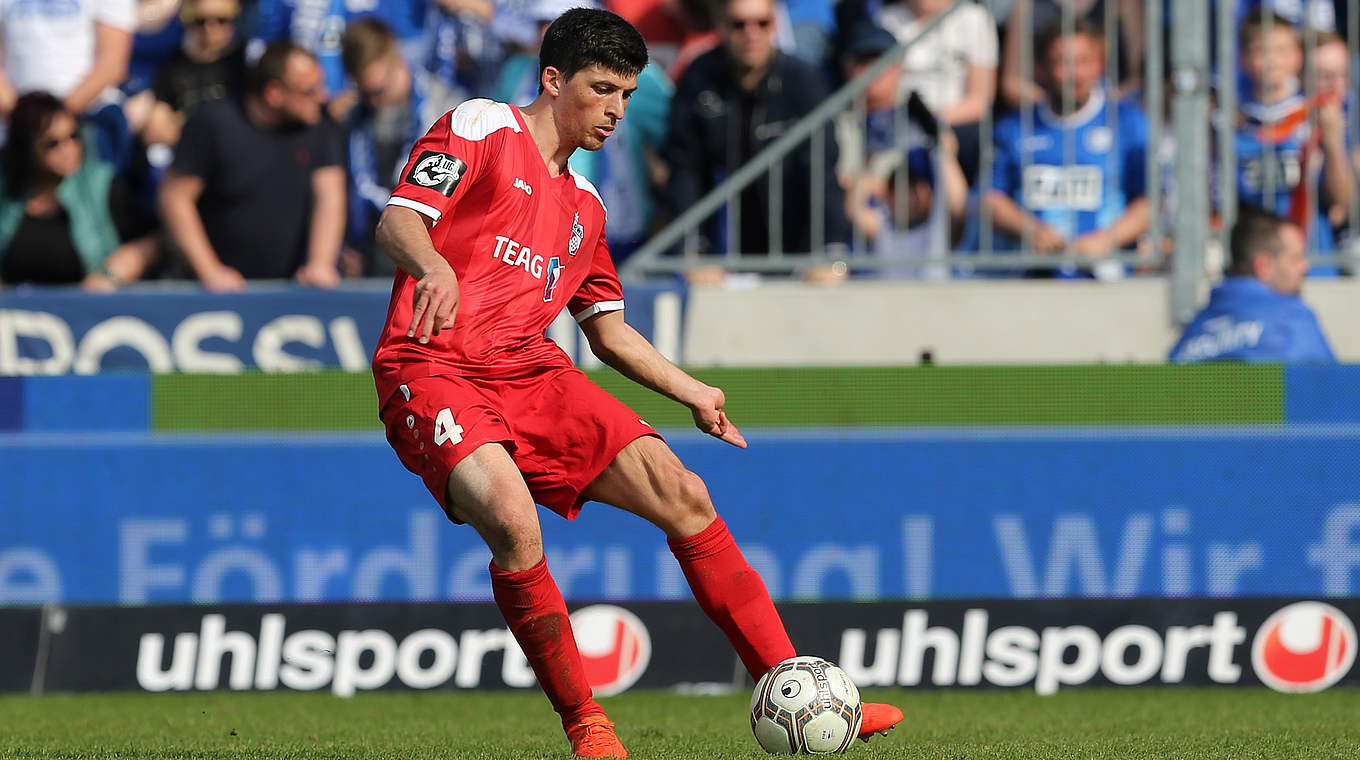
<box><xmin>373</xmin><ymin>99</ymin><xmax>625</xmax><ymax>403</ymax></box>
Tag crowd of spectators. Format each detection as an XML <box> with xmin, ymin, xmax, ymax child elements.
<box><xmin>0</xmin><ymin>0</ymin><xmax>1358</xmax><ymax>291</ymax></box>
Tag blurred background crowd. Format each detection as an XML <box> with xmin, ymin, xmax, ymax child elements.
<box><xmin>1</xmin><ymin>0</ymin><xmax>1357</xmax><ymax>292</ymax></box>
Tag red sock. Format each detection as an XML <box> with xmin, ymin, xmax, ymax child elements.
<box><xmin>490</xmin><ymin>558</ymin><xmax>601</xmax><ymax>728</ymax></box>
<box><xmin>669</xmin><ymin>516</ymin><xmax>796</xmax><ymax>679</ymax></box>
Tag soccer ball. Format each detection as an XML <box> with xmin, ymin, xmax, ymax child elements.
<box><xmin>749</xmin><ymin>656</ymin><xmax>862</xmax><ymax>754</ymax></box>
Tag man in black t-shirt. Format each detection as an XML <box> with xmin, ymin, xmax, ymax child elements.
<box><xmin>159</xmin><ymin>41</ymin><xmax>344</xmax><ymax>291</ymax></box>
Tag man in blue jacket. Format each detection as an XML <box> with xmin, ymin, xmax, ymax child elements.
<box><xmin>1170</xmin><ymin>206</ymin><xmax>1335</xmax><ymax>364</ymax></box>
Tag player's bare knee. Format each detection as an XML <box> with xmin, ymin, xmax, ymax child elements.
<box><xmin>673</xmin><ymin>469</ymin><xmax>717</xmax><ymax>530</ymax></box>
<box><xmin>469</xmin><ymin>511</ymin><xmax>543</xmax><ymax>569</ymax></box>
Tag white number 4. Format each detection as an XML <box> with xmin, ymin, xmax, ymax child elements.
<box><xmin>433</xmin><ymin>408</ymin><xmax>464</xmax><ymax>446</ymax></box>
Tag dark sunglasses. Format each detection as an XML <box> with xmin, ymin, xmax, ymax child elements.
<box><xmin>189</xmin><ymin>15</ymin><xmax>236</xmax><ymax>27</ymax></box>
<box><xmin>39</xmin><ymin>132</ymin><xmax>79</xmax><ymax>152</ymax></box>
<box><xmin>729</xmin><ymin>17</ymin><xmax>773</xmax><ymax>31</ymax></box>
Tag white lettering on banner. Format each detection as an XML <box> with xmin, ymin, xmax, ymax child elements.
<box><xmin>839</xmin><ymin>609</ymin><xmax>1248</xmax><ymax>695</ymax></box>
<box><xmin>991</xmin><ymin>509</ymin><xmax>1265</xmax><ymax>598</ymax></box>
<box><xmin>254</xmin><ymin>316</ymin><xmax>327</xmax><ymax>371</ymax></box>
<box><xmin>1306</xmin><ymin>505</ymin><xmax>1360</xmax><ymax>594</ymax></box>
<box><xmin>1021</xmin><ymin>165</ymin><xmax>1104</xmax><ymax>211</ymax></box>
<box><xmin>327</xmin><ymin>317</ymin><xmax>369</xmax><ymax>371</ymax></box>
<box><xmin>0</xmin><ymin>308</ymin><xmax>370</xmax><ymax>374</ymax></box>
<box><xmin>0</xmin><ymin>549</ymin><xmax>62</xmax><ymax>603</ymax></box>
<box><xmin>0</xmin><ymin>309</ymin><xmax>75</xmax><ymax>374</ymax></box>
<box><xmin>120</xmin><ymin>519</ymin><xmax>189</xmax><ymax>603</ymax></box>
<box><xmin>902</xmin><ymin>517</ymin><xmax>932</xmax><ymax>599</ymax></box>
<box><xmin>106</xmin><ymin>507</ymin><xmax>1329</xmax><ymax>604</ymax></box>
<box><xmin>792</xmin><ymin>546</ymin><xmax>879</xmax><ymax>599</ymax></box>
<box><xmin>172</xmin><ymin>312</ymin><xmax>245</xmax><ymax>372</ymax></box>
<box><xmin>73</xmin><ymin>317</ymin><xmax>174</xmax><ymax>373</ymax></box>
<box><xmin>354</xmin><ymin>511</ymin><xmax>439</xmax><ymax>599</ymax></box>
<box><xmin>134</xmin><ymin>610</ymin><xmax>618</xmax><ymax>695</ymax></box>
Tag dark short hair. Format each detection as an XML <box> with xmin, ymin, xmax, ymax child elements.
<box><xmin>1229</xmin><ymin>205</ymin><xmax>1298</xmax><ymax>275</ymax></box>
<box><xmin>1035</xmin><ymin>17</ymin><xmax>1104</xmax><ymax>63</ymax></box>
<box><xmin>539</xmin><ymin>8</ymin><xmax>648</xmax><ymax>91</ymax></box>
<box><xmin>247</xmin><ymin>40</ymin><xmax>314</xmax><ymax>97</ymax></box>
<box><xmin>1</xmin><ymin>91</ymin><xmax>70</xmax><ymax>199</ymax></box>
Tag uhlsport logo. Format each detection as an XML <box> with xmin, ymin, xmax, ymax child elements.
<box><xmin>570</xmin><ymin>605</ymin><xmax>651</xmax><ymax>697</ymax></box>
<box><xmin>1251</xmin><ymin>601</ymin><xmax>1356</xmax><ymax>693</ymax></box>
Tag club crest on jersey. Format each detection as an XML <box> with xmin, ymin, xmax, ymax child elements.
<box><xmin>568</xmin><ymin>212</ymin><xmax>584</xmax><ymax>256</ymax></box>
<box><xmin>406</xmin><ymin>151</ymin><xmax>467</xmax><ymax>196</ymax></box>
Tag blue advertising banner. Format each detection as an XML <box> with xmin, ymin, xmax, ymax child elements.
<box><xmin>0</xmin><ymin>282</ymin><xmax>685</xmax><ymax>375</ymax></box>
<box><xmin>3</xmin><ymin>427</ymin><xmax>1359</xmax><ymax>605</ymax></box>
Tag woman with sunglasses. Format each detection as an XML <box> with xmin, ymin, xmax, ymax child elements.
<box><xmin>0</xmin><ymin>92</ymin><xmax>158</xmax><ymax>290</ymax></box>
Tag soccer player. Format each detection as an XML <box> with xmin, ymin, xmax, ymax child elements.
<box><xmin>371</xmin><ymin>8</ymin><xmax>903</xmax><ymax>758</ymax></box>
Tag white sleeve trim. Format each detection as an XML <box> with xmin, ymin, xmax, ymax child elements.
<box><xmin>572</xmin><ymin>300</ymin><xmax>625</xmax><ymax>322</ymax></box>
<box><xmin>386</xmin><ymin>196</ymin><xmax>442</xmax><ymax>222</ymax></box>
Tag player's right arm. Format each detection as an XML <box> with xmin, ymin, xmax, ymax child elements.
<box><xmin>380</xmin><ymin>99</ymin><xmax>505</xmax><ymax>342</ymax></box>
<box><xmin>375</xmin><ymin>205</ymin><xmax>459</xmax><ymax>343</ymax></box>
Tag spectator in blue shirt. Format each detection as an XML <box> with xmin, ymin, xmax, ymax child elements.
<box><xmin>338</xmin><ymin>17</ymin><xmax>460</xmax><ymax>275</ymax></box>
<box><xmin>984</xmin><ymin>18</ymin><xmax>1149</xmax><ymax>277</ymax></box>
<box><xmin>1170</xmin><ymin>205</ymin><xmax>1335</xmax><ymax>364</ymax></box>
<box><xmin>1233</xmin><ymin>11</ymin><xmax>1350</xmax><ymax>257</ymax></box>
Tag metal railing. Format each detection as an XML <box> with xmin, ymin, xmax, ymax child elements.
<box><xmin>623</xmin><ymin>0</ymin><xmax>974</xmax><ymax>278</ymax></box>
<box><xmin>621</xmin><ymin>0</ymin><xmax>1359</xmax><ymax>325</ymax></box>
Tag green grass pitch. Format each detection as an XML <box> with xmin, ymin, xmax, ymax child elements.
<box><xmin>2</xmin><ymin>688</ymin><xmax>1358</xmax><ymax>759</ymax></box>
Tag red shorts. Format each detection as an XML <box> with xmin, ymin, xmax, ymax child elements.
<box><xmin>379</xmin><ymin>367</ymin><xmax>660</xmax><ymax>521</ymax></box>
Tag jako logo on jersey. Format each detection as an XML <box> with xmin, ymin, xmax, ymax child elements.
<box><xmin>1251</xmin><ymin>602</ymin><xmax>1357</xmax><ymax>693</ymax></box>
<box><xmin>406</xmin><ymin>151</ymin><xmax>467</xmax><ymax>197</ymax></box>
<box><xmin>513</xmin><ymin>178</ymin><xmax>533</xmax><ymax>196</ymax></box>
<box><xmin>570</xmin><ymin>605</ymin><xmax>651</xmax><ymax>697</ymax></box>
<box><xmin>543</xmin><ymin>257</ymin><xmax>562</xmax><ymax>302</ymax></box>
<box><xmin>568</xmin><ymin>212</ymin><xmax>584</xmax><ymax>256</ymax></box>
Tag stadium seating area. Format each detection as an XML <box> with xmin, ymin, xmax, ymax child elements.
<box><xmin>1</xmin><ymin>0</ymin><xmax>1357</xmax><ymax>292</ymax></box>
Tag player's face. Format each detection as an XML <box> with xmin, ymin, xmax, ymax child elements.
<box><xmin>1243</xmin><ymin>28</ymin><xmax>1303</xmax><ymax>94</ymax></box>
<box><xmin>1263</xmin><ymin>224</ymin><xmax>1309</xmax><ymax>295</ymax></box>
<box><xmin>723</xmin><ymin>0</ymin><xmax>777</xmax><ymax>71</ymax></box>
<box><xmin>555</xmin><ymin>65</ymin><xmax>638</xmax><ymax>152</ymax></box>
<box><xmin>1311</xmin><ymin>43</ymin><xmax>1349</xmax><ymax>99</ymax></box>
<box><xmin>1042</xmin><ymin>34</ymin><xmax>1104</xmax><ymax>108</ymax></box>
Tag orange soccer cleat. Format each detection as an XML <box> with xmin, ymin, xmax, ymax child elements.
<box><xmin>858</xmin><ymin>702</ymin><xmax>905</xmax><ymax>742</ymax></box>
<box><xmin>566</xmin><ymin>714</ymin><xmax>628</xmax><ymax>759</ymax></box>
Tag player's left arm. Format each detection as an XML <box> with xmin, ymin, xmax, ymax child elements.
<box><xmin>580</xmin><ymin>310</ymin><xmax>747</xmax><ymax>449</ymax></box>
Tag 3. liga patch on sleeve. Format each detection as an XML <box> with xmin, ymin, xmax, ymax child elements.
<box><xmin>405</xmin><ymin>151</ymin><xmax>468</xmax><ymax>196</ymax></box>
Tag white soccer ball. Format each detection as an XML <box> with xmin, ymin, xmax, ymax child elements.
<box><xmin>749</xmin><ymin>656</ymin><xmax>863</xmax><ymax>754</ymax></box>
